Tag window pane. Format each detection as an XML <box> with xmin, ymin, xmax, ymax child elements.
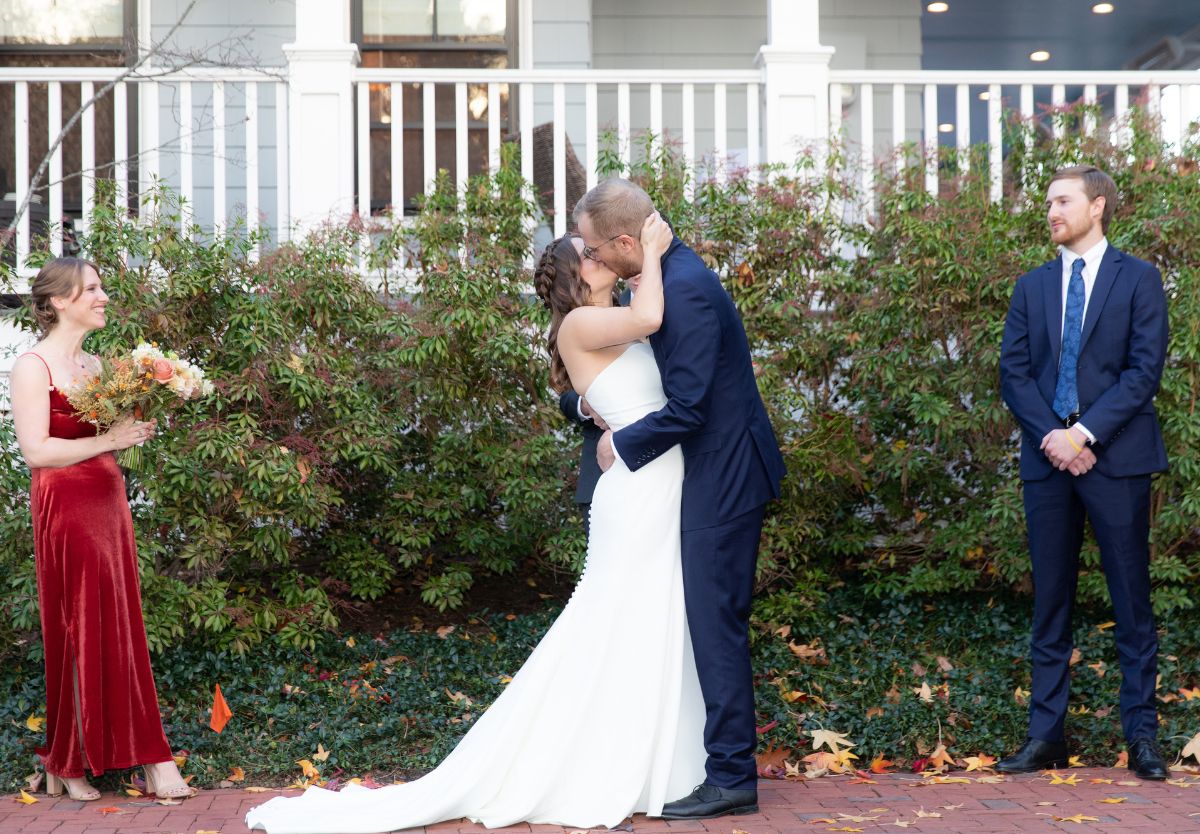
<box><xmin>362</xmin><ymin>0</ymin><xmax>433</xmax><ymax>42</ymax></box>
<box><xmin>437</xmin><ymin>0</ymin><xmax>505</xmax><ymax>39</ymax></box>
<box><xmin>0</xmin><ymin>0</ymin><xmax>123</xmax><ymax>45</ymax></box>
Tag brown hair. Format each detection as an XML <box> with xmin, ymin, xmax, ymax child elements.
<box><xmin>1049</xmin><ymin>165</ymin><xmax>1118</xmax><ymax>232</ymax></box>
<box><xmin>572</xmin><ymin>178</ymin><xmax>654</xmax><ymax>241</ymax></box>
<box><xmin>533</xmin><ymin>236</ymin><xmax>590</xmax><ymax>393</ymax></box>
<box><xmin>30</xmin><ymin>257</ymin><xmax>98</xmax><ymax>335</ymax></box>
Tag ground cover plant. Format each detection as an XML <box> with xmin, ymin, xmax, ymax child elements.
<box><xmin>0</xmin><ymin>589</ymin><xmax>1197</xmax><ymax>791</ymax></box>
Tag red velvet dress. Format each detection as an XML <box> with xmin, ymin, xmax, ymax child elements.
<box><xmin>27</xmin><ymin>354</ymin><xmax>173</xmax><ymax>778</ymax></box>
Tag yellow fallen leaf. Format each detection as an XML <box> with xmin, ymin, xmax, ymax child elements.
<box><xmin>14</xmin><ymin>790</ymin><xmax>37</xmax><ymax>805</ymax></box>
<box><xmin>296</xmin><ymin>759</ymin><xmax>320</xmax><ymax>780</ymax></box>
<box><xmin>1116</xmin><ymin>780</ymin><xmax>1143</xmax><ymax>787</ymax></box>
<box><xmin>836</xmin><ymin>813</ymin><xmax>879</xmax><ymax>822</ymax></box>
<box><xmin>1068</xmin><ymin>755</ymin><xmax>1086</xmax><ymax>767</ymax></box>
<box><xmin>228</xmin><ymin>766</ymin><xmax>245</xmax><ymax>782</ymax></box>
<box><xmin>196</xmin><ymin>830</ymin><xmax>221</xmax><ymax>834</ymax></box>
<box><xmin>1090</xmin><ymin>777</ymin><xmax>1114</xmax><ymax>784</ymax></box>
<box><xmin>313</xmin><ymin>744</ymin><xmax>331</xmax><ymax>762</ymax></box>
<box><xmin>124</xmin><ymin>788</ymin><xmax>143</xmax><ymax>796</ymax></box>
<box><xmin>963</xmin><ymin>754</ymin><xmax>996</xmax><ymax>772</ymax></box>
<box><xmin>1099</xmin><ymin>797</ymin><xmax>1127</xmax><ymax>804</ymax></box>
<box><xmin>940</xmin><ymin>803</ymin><xmax>964</xmax><ymax>810</ymax></box>
<box><xmin>913</xmin><ymin>681</ymin><xmax>934</xmax><ymax>703</ymax></box>
<box><xmin>345</xmin><ymin>636</ymin><xmax>356</xmax><ymax>648</ymax></box>
<box><xmin>173</xmin><ymin>753</ymin><xmax>188</xmax><ymax>769</ymax></box>
<box><xmin>155</xmin><ymin>798</ymin><xmax>181</xmax><ymax>806</ymax></box>
<box><xmin>1048</xmin><ymin>771</ymin><xmax>1080</xmax><ymax>785</ymax></box>
<box><xmin>24</xmin><ymin>715</ymin><xmax>45</xmax><ymax>733</ymax></box>
<box><xmin>808</xmin><ymin>729</ymin><xmax>854</xmax><ymax>752</ymax></box>
<box><xmin>1096</xmin><ymin>621</ymin><xmax>1115</xmax><ymax>631</ymax></box>
<box><xmin>732</xmin><ymin>829</ymin><xmax>750</xmax><ymax>834</ymax></box>
<box><xmin>1054</xmin><ymin>815</ymin><xmax>1100</xmax><ymax>823</ymax></box>
<box><xmin>827</xmin><ymin>829</ymin><xmax>863</xmax><ymax>833</ymax></box>
<box><xmin>244</xmin><ymin>786</ymin><xmax>273</xmax><ymax>792</ymax></box>
<box><xmin>889</xmin><ymin>821</ymin><xmax>913</xmax><ymax>829</ymax></box>
<box><xmin>926</xmin><ymin>776</ymin><xmax>971</xmax><ymax>784</ymax></box>
<box><xmin>974</xmin><ymin>775</ymin><xmax>1007</xmax><ymax>783</ymax></box>
<box><xmin>1167</xmin><ymin>778</ymin><xmax>1194</xmax><ymax>788</ymax></box>
<box><xmin>807</xmin><ymin>819</ymin><xmax>836</xmax><ymax>825</ymax></box>
<box><xmin>914</xmin><ymin>808</ymin><xmax>942</xmax><ymax>818</ymax></box>
<box><xmin>1036</xmin><ymin>801</ymin><xmax>1057</xmax><ymax>806</ymax></box>
<box><xmin>1113</xmin><ymin>750</ymin><xmax>1129</xmax><ymax>768</ymax></box>
<box><xmin>1181</xmin><ymin>731</ymin><xmax>1200</xmax><ymax>763</ymax></box>
<box><xmin>1181</xmin><ymin>687</ymin><xmax>1200</xmax><ymax>701</ymax></box>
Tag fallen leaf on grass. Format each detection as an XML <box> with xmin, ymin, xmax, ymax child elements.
<box><xmin>788</xmin><ymin>641</ymin><xmax>827</xmax><ymax>663</ymax></box>
<box><xmin>313</xmin><ymin>744</ymin><xmax>331</xmax><ymax>762</ymax></box>
<box><xmin>1096</xmin><ymin>621</ymin><xmax>1115</xmax><ymax>631</ymax></box>
<box><xmin>296</xmin><ymin>759</ymin><xmax>321</xmax><ymax>780</ymax></box>
<box><xmin>1069</xmin><ymin>647</ymin><xmax>1083</xmax><ymax>665</ymax></box>
<box><xmin>870</xmin><ymin>754</ymin><xmax>896</xmax><ymax>774</ymax></box>
<box><xmin>913</xmin><ymin>681</ymin><xmax>933</xmax><ymax>703</ymax></box>
<box><xmin>809</xmin><ymin>729</ymin><xmax>854</xmax><ymax>752</ymax></box>
<box><xmin>755</xmin><ymin>742</ymin><xmax>792</xmax><ymax>777</ymax></box>
<box><xmin>24</xmin><ymin>715</ymin><xmax>45</xmax><ymax>733</ymax></box>
<box><xmin>1068</xmin><ymin>755</ymin><xmax>1086</xmax><ymax>767</ymax></box>
<box><xmin>1180</xmin><ymin>686</ymin><xmax>1200</xmax><ymax>701</ymax></box>
<box><xmin>14</xmin><ymin>790</ymin><xmax>37</xmax><ymax>805</ymax></box>
<box><xmin>227</xmin><ymin>766</ymin><xmax>245</xmax><ymax>782</ymax></box>
<box><xmin>1181</xmin><ymin>731</ymin><xmax>1200</xmax><ymax>763</ymax></box>
<box><xmin>435</xmin><ymin>625</ymin><xmax>455</xmax><ymax>639</ymax></box>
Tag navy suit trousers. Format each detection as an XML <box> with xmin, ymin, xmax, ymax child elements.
<box><xmin>1023</xmin><ymin>469</ymin><xmax>1158</xmax><ymax>743</ymax></box>
<box><xmin>680</xmin><ymin>505</ymin><xmax>766</xmax><ymax>792</ymax></box>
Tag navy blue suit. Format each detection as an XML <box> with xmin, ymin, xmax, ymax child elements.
<box><xmin>999</xmin><ymin>244</ymin><xmax>1168</xmax><ymax>744</ymax></box>
<box><xmin>613</xmin><ymin>237</ymin><xmax>786</xmax><ymax>791</ymax></box>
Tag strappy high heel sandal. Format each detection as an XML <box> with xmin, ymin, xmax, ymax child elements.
<box><xmin>144</xmin><ymin>762</ymin><xmax>197</xmax><ymax>800</ymax></box>
<box><xmin>45</xmin><ymin>773</ymin><xmax>101</xmax><ymax>801</ymax></box>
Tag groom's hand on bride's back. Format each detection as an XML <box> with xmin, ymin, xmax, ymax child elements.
<box><xmin>597</xmin><ymin>430</ymin><xmax>615</xmax><ymax>472</ymax></box>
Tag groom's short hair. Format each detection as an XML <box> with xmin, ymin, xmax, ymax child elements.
<box><xmin>574</xmin><ymin>178</ymin><xmax>654</xmax><ymax>240</ymax></box>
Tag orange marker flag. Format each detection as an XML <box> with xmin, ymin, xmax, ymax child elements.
<box><xmin>209</xmin><ymin>683</ymin><xmax>233</xmax><ymax>733</ymax></box>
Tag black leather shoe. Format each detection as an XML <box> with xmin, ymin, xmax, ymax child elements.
<box><xmin>996</xmin><ymin>738</ymin><xmax>1070</xmax><ymax>774</ymax></box>
<box><xmin>659</xmin><ymin>784</ymin><xmax>759</xmax><ymax>819</ymax></box>
<box><xmin>1128</xmin><ymin>738</ymin><xmax>1169</xmax><ymax>780</ymax></box>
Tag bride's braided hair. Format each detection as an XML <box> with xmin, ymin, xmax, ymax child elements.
<box><xmin>533</xmin><ymin>236</ymin><xmax>591</xmax><ymax>393</ymax></box>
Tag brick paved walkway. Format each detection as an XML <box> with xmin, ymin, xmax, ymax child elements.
<box><xmin>3</xmin><ymin>770</ymin><xmax>1199</xmax><ymax>834</ymax></box>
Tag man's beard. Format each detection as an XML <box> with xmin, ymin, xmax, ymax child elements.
<box><xmin>612</xmin><ymin>251</ymin><xmax>642</xmax><ymax>279</ymax></box>
<box><xmin>1052</xmin><ymin>217</ymin><xmax>1094</xmax><ymax>249</ymax></box>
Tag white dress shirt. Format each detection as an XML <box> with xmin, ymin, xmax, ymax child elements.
<box><xmin>1059</xmin><ymin>237</ymin><xmax>1107</xmax><ymax>443</ymax></box>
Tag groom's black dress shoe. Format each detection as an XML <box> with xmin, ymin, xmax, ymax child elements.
<box><xmin>660</xmin><ymin>784</ymin><xmax>759</xmax><ymax>819</ymax></box>
<box><xmin>996</xmin><ymin>738</ymin><xmax>1070</xmax><ymax>774</ymax></box>
<box><xmin>1128</xmin><ymin>738</ymin><xmax>1168</xmax><ymax>780</ymax></box>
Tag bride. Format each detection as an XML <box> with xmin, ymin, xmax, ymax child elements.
<box><xmin>245</xmin><ymin>212</ymin><xmax>706</xmax><ymax>833</ymax></box>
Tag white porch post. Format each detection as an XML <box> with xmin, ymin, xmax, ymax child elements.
<box><xmin>755</xmin><ymin>0</ymin><xmax>835</xmax><ymax>166</ymax></box>
<box><xmin>284</xmin><ymin>1</ymin><xmax>359</xmax><ymax>233</ymax></box>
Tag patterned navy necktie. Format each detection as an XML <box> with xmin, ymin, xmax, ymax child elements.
<box><xmin>1052</xmin><ymin>257</ymin><xmax>1087</xmax><ymax>419</ymax></box>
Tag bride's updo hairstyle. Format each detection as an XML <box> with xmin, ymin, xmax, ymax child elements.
<box><xmin>533</xmin><ymin>235</ymin><xmax>590</xmax><ymax>393</ymax></box>
<box><xmin>30</xmin><ymin>257</ymin><xmax>98</xmax><ymax>336</ymax></box>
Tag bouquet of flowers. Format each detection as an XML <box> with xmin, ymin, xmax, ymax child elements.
<box><xmin>63</xmin><ymin>342</ymin><xmax>215</xmax><ymax>470</ymax></box>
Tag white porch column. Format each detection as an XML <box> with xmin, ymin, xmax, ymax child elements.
<box><xmin>284</xmin><ymin>1</ymin><xmax>359</xmax><ymax>233</ymax></box>
<box><xmin>755</xmin><ymin>0</ymin><xmax>835</xmax><ymax>166</ymax></box>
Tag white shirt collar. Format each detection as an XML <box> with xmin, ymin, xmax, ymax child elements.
<box><xmin>1060</xmin><ymin>237</ymin><xmax>1108</xmax><ymax>273</ymax></box>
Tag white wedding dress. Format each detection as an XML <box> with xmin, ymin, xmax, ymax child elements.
<box><xmin>245</xmin><ymin>342</ymin><xmax>706</xmax><ymax>833</ymax></box>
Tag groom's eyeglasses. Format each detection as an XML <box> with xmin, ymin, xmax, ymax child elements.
<box><xmin>581</xmin><ymin>234</ymin><xmax>625</xmax><ymax>262</ymax></box>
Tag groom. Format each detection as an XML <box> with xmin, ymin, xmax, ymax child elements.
<box><xmin>575</xmin><ymin>178</ymin><xmax>786</xmax><ymax>819</ymax></box>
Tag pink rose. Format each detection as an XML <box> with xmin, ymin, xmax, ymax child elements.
<box><xmin>152</xmin><ymin>358</ymin><xmax>175</xmax><ymax>382</ymax></box>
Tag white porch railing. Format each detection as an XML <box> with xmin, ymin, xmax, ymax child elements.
<box><xmin>1</xmin><ymin>67</ymin><xmax>287</xmax><ymax>284</ymax></box>
<box><xmin>829</xmin><ymin>70</ymin><xmax>1200</xmax><ymax>202</ymax></box>
<box><xmin>351</xmin><ymin>68</ymin><xmax>763</xmax><ymax>238</ymax></box>
<box><xmin>5</xmin><ymin>66</ymin><xmax>1200</xmax><ymax>285</ymax></box>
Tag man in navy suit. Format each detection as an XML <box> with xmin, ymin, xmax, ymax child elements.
<box><xmin>998</xmin><ymin>165</ymin><xmax>1169</xmax><ymax>780</ymax></box>
<box><xmin>575</xmin><ymin>178</ymin><xmax>787</xmax><ymax>819</ymax></box>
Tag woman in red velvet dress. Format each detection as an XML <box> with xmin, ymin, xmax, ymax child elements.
<box><xmin>10</xmin><ymin>257</ymin><xmax>195</xmax><ymax>802</ymax></box>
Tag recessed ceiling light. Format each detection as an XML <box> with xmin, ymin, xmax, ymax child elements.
<box><xmin>1092</xmin><ymin>2</ymin><xmax>1114</xmax><ymax>13</ymax></box>
<box><xmin>938</xmin><ymin>123</ymin><xmax>954</xmax><ymax>133</ymax></box>
<box><xmin>927</xmin><ymin>2</ymin><xmax>949</xmax><ymax>12</ymax></box>
<box><xmin>1030</xmin><ymin>50</ymin><xmax>1051</xmax><ymax>62</ymax></box>
<box><xmin>979</xmin><ymin>91</ymin><xmax>991</xmax><ymax>100</ymax></box>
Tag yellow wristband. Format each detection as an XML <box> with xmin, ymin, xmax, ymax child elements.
<box><xmin>1065</xmin><ymin>430</ymin><xmax>1082</xmax><ymax>452</ymax></box>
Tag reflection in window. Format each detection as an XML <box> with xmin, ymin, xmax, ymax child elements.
<box><xmin>362</xmin><ymin>0</ymin><xmax>505</xmax><ymax>44</ymax></box>
<box><xmin>0</xmin><ymin>0</ymin><xmax>123</xmax><ymax>45</ymax></box>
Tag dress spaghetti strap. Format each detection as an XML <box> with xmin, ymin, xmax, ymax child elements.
<box><xmin>21</xmin><ymin>352</ymin><xmax>56</xmax><ymax>391</ymax></box>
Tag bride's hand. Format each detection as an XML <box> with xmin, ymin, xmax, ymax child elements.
<box><xmin>640</xmin><ymin>212</ymin><xmax>672</xmax><ymax>258</ymax></box>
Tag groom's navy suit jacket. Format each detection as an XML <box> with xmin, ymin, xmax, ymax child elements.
<box><xmin>999</xmin><ymin>245</ymin><xmax>1168</xmax><ymax>481</ymax></box>
<box><xmin>612</xmin><ymin>237</ymin><xmax>786</xmax><ymax>531</ymax></box>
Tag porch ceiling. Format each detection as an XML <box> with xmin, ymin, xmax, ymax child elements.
<box><xmin>921</xmin><ymin>0</ymin><xmax>1200</xmax><ymax>70</ymax></box>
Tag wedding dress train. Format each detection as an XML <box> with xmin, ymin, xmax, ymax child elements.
<box><xmin>245</xmin><ymin>342</ymin><xmax>706</xmax><ymax>832</ymax></box>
